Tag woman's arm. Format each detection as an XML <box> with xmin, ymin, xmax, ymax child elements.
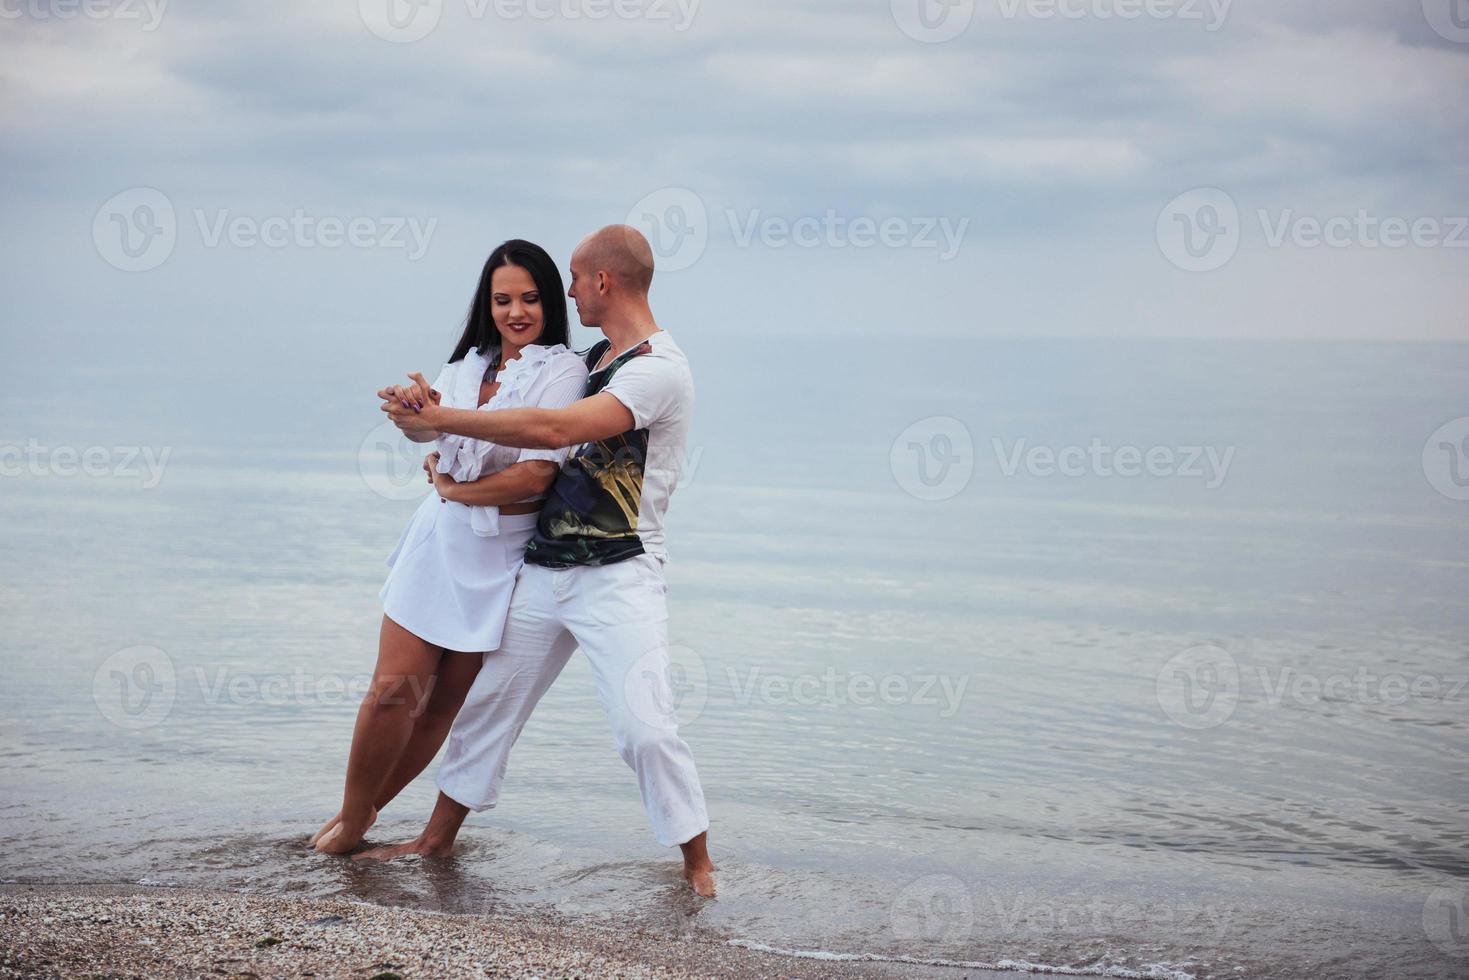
<box><xmin>432</xmin><ymin>457</ymin><xmax>559</xmax><ymax>507</ymax></box>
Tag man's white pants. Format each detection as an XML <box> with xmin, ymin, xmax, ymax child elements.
<box><xmin>436</xmin><ymin>552</ymin><xmax>709</xmax><ymax>848</ymax></box>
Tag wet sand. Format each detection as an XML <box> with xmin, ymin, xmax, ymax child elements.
<box><xmin>0</xmin><ymin>884</ymin><xmax>1008</xmax><ymax>979</ymax></box>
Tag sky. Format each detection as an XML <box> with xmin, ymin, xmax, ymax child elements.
<box><xmin>1</xmin><ymin>0</ymin><xmax>1467</xmax><ymax>381</ymax></box>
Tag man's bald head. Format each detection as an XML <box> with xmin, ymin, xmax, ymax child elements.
<box><xmin>573</xmin><ymin>224</ymin><xmax>655</xmax><ymax>295</ymax></box>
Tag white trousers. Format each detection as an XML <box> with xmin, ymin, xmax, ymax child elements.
<box><xmin>436</xmin><ymin>553</ymin><xmax>709</xmax><ymax>848</ymax></box>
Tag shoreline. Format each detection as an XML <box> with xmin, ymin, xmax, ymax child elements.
<box><xmin>0</xmin><ymin>883</ymin><xmax>994</xmax><ymax>980</ymax></box>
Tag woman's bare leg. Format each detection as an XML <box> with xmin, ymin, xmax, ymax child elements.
<box><xmin>370</xmin><ymin>650</ymin><xmax>482</xmax><ymax>808</ymax></box>
<box><xmin>309</xmin><ymin>650</ymin><xmax>483</xmax><ymax>846</ymax></box>
<box><xmin>315</xmin><ymin>616</ymin><xmax>443</xmax><ymax>853</ymax></box>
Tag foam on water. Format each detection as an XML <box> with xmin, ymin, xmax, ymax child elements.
<box><xmin>727</xmin><ymin>940</ymin><xmax>1200</xmax><ymax>980</ymax></box>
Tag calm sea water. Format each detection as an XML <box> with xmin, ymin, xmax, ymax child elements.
<box><xmin>2</xmin><ymin>339</ymin><xmax>1467</xmax><ymax>979</ymax></box>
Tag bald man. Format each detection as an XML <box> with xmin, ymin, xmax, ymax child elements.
<box><xmin>369</xmin><ymin>226</ymin><xmax>716</xmax><ymax>896</ymax></box>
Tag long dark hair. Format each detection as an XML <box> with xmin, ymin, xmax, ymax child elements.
<box><xmin>448</xmin><ymin>239</ymin><xmax>569</xmax><ymax>364</ymax></box>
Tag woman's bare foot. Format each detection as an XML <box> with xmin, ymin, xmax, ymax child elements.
<box><xmin>308</xmin><ymin>811</ymin><xmax>345</xmax><ymax>847</ymax></box>
<box><xmin>313</xmin><ymin>807</ymin><xmax>378</xmax><ymax>854</ymax></box>
<box><xmin>353</xmin><ymin>833</ymin><xmax>454</xmax><ymax>863</ymax></box>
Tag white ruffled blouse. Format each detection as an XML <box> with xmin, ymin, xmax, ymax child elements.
<box><xmin>430</xmin><ymin>343</ymin><xmax>588</xmax><ymax>537</ymax></box>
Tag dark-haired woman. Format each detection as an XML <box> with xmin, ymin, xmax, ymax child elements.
<box><xmin>312</xmin><ymin>240</ymin><xmax>588</xmax><ymax>853</ymax></box>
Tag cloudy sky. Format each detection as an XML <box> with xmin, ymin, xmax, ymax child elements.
<box><xmin>2</xmin><ymin>0</ymin><xmax>1467</xmax><ymax>380</ymax></box>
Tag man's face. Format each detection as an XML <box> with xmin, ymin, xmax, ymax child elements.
<box><xmin>567</xmin><ymin>251</ymin><xmax>600</xmax><ymax>328</ymax></box>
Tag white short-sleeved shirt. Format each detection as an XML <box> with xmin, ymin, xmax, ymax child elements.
<box><xmin>430</xmin><ymin>343</ymin><xmax>588</xmax><ymax>536</ymax></box>
<box><xmin>524</xmin><ymin>330</ymin><xmax>692</xmax><ymax>567</ymax></box>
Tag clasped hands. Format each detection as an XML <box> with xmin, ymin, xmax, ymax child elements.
<box><xmin>380</xmin><ymin>372</ymin><xmax>456</xmax><ymax>500</ymax></box>
<box><xmin>379</xmin><ymin>372</ymin><xmax>443</xmax><ymax>437</ymax></box>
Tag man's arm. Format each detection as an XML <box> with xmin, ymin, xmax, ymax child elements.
<box><xmin>386</xmin><ymin>373</ymin><xmax>633</xmax><ymax>450</ymax></box>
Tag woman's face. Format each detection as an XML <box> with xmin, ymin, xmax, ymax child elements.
<box><xmin>490</xmin><ymin>262</ymin><xmax>546</xmax><ymax>348</ymax></box>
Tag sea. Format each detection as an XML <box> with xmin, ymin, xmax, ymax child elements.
<box><xmin>2</xmin><ymin>338</ymin><xmax>1467</xmax><ymax>979</ymax></box>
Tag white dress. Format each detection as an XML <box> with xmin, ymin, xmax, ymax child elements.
<box><xmin>380</xmin><ymin>343</ymin><xmax>588</xmax><ymax>652</ymax></box>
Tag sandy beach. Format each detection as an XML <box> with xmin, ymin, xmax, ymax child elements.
<box><xmin>0</xmin><ymin>884</ymin><xmax>986</xmax><ymax>980</ymax></box>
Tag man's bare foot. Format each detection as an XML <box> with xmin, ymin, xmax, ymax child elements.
<box><xmin>684</xmin><ymin>864</ymin><xmax>717</xmax><ymax>897</ymax></box>
<box><xmin>353</xmin><ymin>833</ymin><xmax>454</xmax><ymax>863</ymax></box>
<box><xmin>313</xmin><ymin>807</ymin><xmax>378</xmax><ymax>854</ymax></box>
<box><xmin>679</xmin><ymin>831</ymin><xmax>716</xmax><ymax>896</ymax></box>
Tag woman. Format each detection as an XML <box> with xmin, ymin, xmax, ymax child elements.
<box><xmin>312</xmin><ymin>240</ymin><xmax>588</xmax><ymax>853</ymax></box>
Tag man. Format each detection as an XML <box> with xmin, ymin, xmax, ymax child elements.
<box><xmin>363</xmin><ymin>225</ymin><xmax>715</xmax><ymax>896</ymax></box>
